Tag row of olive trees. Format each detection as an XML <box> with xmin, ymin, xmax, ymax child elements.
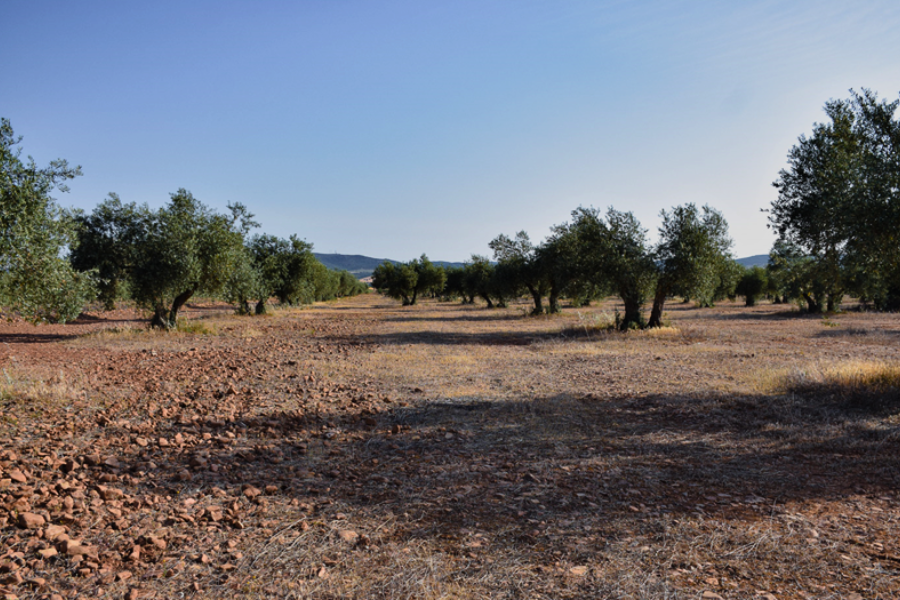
<box><xmin>373</xmin><ymin>204</ymin><xmax>737</xmax><ymax>329</ymax></box>
<box><xmin>69</xmin><ymin>193</ymin><xmax>367</xmax><ymax>328</ymax></box>
<box><xmin>769</xmin><ymin>89</ymin><xmax>900</xmax><ymax>312</ymax></box>
<box><xmin>486</xmin><ymin>204</ymin><xmax>735</xmax><ymax>329</ymax></box>
<box><xmin>370</xmin><ymin>255</ymin><xmax>446</xmax><ymax>306</ymax></box>
<box><xmin>0</xmin><ymin>118</ymin><xmax>366</xmax><ymax>326</ymax></box>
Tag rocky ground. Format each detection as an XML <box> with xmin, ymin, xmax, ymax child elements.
<box><xmin>0</xmin><ymin>295</ymin><xmax>899</xmax><ymax>599</ymax></box>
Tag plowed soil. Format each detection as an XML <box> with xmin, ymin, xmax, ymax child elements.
<box><xmin>1</xmin><ymin>295</ymin><xmax>899</xmax><ymax>599</ymax></box>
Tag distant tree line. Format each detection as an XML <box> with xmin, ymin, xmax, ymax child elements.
<box><xmin>0</xmin><ymin>118</ymin><xmax>366</xmax><ymax>327</ymax></box>
<box><xmin>375</xmin><ymin>203</ymin><xmax>738</xmax><ymax>329</ymax></box>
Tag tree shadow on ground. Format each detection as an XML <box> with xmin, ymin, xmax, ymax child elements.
<box><xmin>337</xmin><ymin>329</ymin><xmax>552</xmax><ymax>347</ymax></box>
<box><xmin>119</xmin><ymin>381</ymin><xmax>900</xmax><ymax>545</ymax></box>
<box><xmin>815</xmin><ymin>327</ymin><xmax>900</xmax><ymax>340</ymax></box>
<box><xmin>695</xmin><ymin>309</ymin><xmax>817</xmax><ymax>322</ymax></box>
<box><xmin>384</xmin><ymin>313</ymin><xmax>527</xmax><ymax>324</ymax></box>
<box><xmin>0</xmin><ymin>332</ymin><xmax>81</xmax><ymax>344</ymax></box>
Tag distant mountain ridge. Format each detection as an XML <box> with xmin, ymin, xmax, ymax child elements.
<box><xmin>314</xmin><ymin>253</ymin><xmax>465</xmax><ymax>278</ymax></box>
<box><xmin>316</xmin><ymin>252</ymin><xmax>770</xmax><ymax>278</ymax></box>
<box><xmin>734</xmin><ymin>254</ymin><xmax>769</xmax><ymax>268</ymax></box>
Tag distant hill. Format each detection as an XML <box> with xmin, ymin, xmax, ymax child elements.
<box><xmin>735</xmin><ymin>254</ymin><xmax>769</xmax><ymax>268</ymax></box>
<box><xmin>313</xmin><ymin>254</ymin><xmax>396</xmax><ymax>278</ymax></box>
<box><xmin>314</xmin><ymin>253</ymin><xmax>465</xmax><ymax>278</ymax></box>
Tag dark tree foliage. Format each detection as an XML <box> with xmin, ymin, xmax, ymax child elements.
<box><xmin>711</xmin><ymin>258</ymin><xmax>745</xmax><ymax>304</ymax></box>
<box><xmin>766</xmin><ymin>239</ymin><xmax>820</xmax><ymax>309</ymax></box>
<box><xmin>70</xmin><ymin>194</ymin><xmax>144</xmax><ymax>310</ymax></box>
<box><xmin>736</xmin><ymin>266</ymin><xmax>768</xmax><ymax>306</ymax></box>
<box><xmin>463</xmin><ymin>256</ymin><xmax>497</xmax><ymax>308</ymax></box>
<box><xmin>490</xmin><ymin>261</ymin><xmax>523</xmax><ymax>308</ymax></box>
<box><xmin>443</xmin><ymin>266</ymin><xmax>473</xmax><ymax>303</ymax></box>
<box><xmin>536</xmin><ymin>223</ymin><xmax>581</xmax><ymax>314</ymax></box>
<box><xmin>489</xmin><ymin>231</ymin><xmax>548</xmax><ymax>315</ymax></box>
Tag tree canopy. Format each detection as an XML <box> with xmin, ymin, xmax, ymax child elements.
<box><xmin>0</xmin><ymin>118</ymin><xmax>95</xmax><ymax>323</ymax></box>
<box><xmin>770</xmin><ymin>89</ymin><xmax>900</xmax><ymax>311</ymax></box>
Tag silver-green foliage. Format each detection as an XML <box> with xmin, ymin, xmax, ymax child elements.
<box><xmin>0</xmin><ymin>118</ymin><xmax>96</xmax><ymax>323</ymax></box>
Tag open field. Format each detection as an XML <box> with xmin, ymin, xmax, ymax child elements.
<box><xmin>1</xmin><ymin>295</ymin><xmax>899</xmax><ymax>599</ymax></box>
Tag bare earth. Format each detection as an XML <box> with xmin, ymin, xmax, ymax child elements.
<box><xmin>1</xmin><ymin>295</ymin><xmax>899</xmax><ymax>599</ymax></box>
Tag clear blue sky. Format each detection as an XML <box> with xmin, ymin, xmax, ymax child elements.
<box><xmin>4</xmin><ymin>1</ymin><xmax>899</xmax><ymax>261</ymax></box>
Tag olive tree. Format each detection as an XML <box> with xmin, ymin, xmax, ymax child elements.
<box><xmin>489</xmin><ymin>231</ymin><xmax>548</xmax><ymax>315</ymax></box>
<box><xmin>0</xmin><ymin>118</ymin><xmax>95</xmax><ymax>323</ymax></box>
<box><xmin>70</xmin><ymin>194</ymin><xmax>144</xmax><ymax>310</ymax></box>
<box><xmin>736</xmin><ymin>266</ymin><xmax>768</xmax><ymax>306</ymax></box>
<box><xmin>130</xmin><ymin>190</ymin><xmax>254</xmax><ymax>328</ymax></box>
<box><xmin>463</xmin><ymin>256</ymin><xmax>497</xmax><ymax>308</ymax></box>
<box><xmin>647</xmin><ymin>204</ymin><xmax>732</xmax><ymax>328</ymax></box>
<box><xmin>566</xmin><ymin>207</ymin><xmax>655</xmax><ymax>329</ymax></box>
<box><xmin>372</xmin><ymin>255</ymin><xmax>444</xmax><ymax>305</ymax></box>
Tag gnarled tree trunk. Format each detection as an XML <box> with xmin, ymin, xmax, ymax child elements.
<box><xmin>527</xmin><ymin>285</ymin><xmax>544</xmax><ymax>316</ymax></box>
<box><xmin>647</xmin><ymin>285</ymin><xmax>667</xmax><ymax>328</ymax></box>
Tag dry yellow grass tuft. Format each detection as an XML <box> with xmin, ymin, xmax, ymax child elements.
<box><xmin>823</xmin><ymin>360</ymin><xmax>900</xmax><ymax>391</ymax></box>
<box><xmin>639</xmin><ymin>325</ymin><xmax>681</xmax><ymax>337</ymax></box>
<box><xmin>782</xmin><ymin>360</ymin><xmax>900</xmax><ymax>400</ymax></box>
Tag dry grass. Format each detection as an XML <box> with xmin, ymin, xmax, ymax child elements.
<box><xmin>786</xmin><ymin>360</ymin><xmax>900</xmax><ymax>396</ymax></box>
<box><xmin>0</xmin><ymin>365</ymin><xmax>82</xmax><ymax>405</ymax></box>
<box><xmin>174</xmin><ymin>317</ymin><xmax>219</xmax><ymax>335</ymax></box>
